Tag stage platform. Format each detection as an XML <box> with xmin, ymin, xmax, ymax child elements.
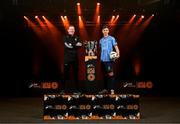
<box><xmin>0</xmin><ymin>96</ymin><xmax>180</xmax><ymax>123</ymax></box>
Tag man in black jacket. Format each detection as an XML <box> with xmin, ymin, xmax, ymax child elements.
<box><xmin>61</xmin><ymin>25</ymin><xmax>82</xmax><ymax>94</ymax></box>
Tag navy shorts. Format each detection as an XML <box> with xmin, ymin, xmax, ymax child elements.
<box><xmin>101</xmin><ymin>61</ymin><xmax>114</xmax><ymax>73</ymax></box>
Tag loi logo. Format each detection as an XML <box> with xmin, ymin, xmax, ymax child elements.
<box><xmin>87</xmin><ymin>64</ymin><xmax>95</xmax><ymax>81</ymax></box>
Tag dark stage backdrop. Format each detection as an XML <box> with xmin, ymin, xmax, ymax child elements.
<box><xmin>0</xmin><ymin>0</ymin><xmax>179</xmax><ymax>96</ymax></box>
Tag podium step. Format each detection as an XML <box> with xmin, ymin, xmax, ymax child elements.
<box><xmin>44</xmin><ymin>94</ymin><xmax>140</xmax><ymax>120</ymax></box>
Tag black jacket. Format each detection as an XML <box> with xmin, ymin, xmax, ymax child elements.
<box><xmin>64</xmin><ymin>34</ymin><xmax>81</xmax><ymax>63</ymax></box>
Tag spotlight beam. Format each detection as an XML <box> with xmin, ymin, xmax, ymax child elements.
<box><xmin>78</xmin><ymin>16</ymin><xmax>88</xmax><ymax>40</ymax></box>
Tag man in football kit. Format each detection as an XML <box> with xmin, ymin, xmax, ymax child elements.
<box><xmin>99</xmin><ymin>25</ymin><xmax>120</xmax><ymax>94</ymax></box>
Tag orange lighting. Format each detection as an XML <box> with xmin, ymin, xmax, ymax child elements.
<box><xmin>113</xmin><ymin>15</ymin><xmax>119</xmax><ymax>23</ymax></box>
<box><xmin>77</xmin><ymin>3</ymin><xmax>81</xmax><ymax>15</ymax></box>
<box><xmin>23</xmin><ymin>16</ymin><xmax>28</xmax><ymax>20</ymax></box>
<box><xmin>61</xmin><ymin>16</ymin><xmax>70</xmax><ymax>30</ymax></box>
<box><xmin>116</xmin><ymin>14</ymin><xmax>137</xmax><ymax>48</ymax></box>
<box><xmin>109</xmin><ymin>15</ymin><xmax>115</xmax><ymax>24</ymax></box>
<box><xmin>141</xmin><ymin>15</ymin><xmax>154</xmax><ymax>30</ymax></box>
<box><xmin>134</xmin><ymin>57</ymin><xmax>141</xmax><ymax>76</ymax></box>
<box><xmin>109</xmin><ymin>15</ymin><xmax>119</xmax><ymax>33</ymax></box>
<box><xmin>36</xmin><ymin>16</ymin><xmax>47</xmax><ymax>30</ymax></box>
<box><xmin>78</xmin><ymin>16</ymin><xmax>83</xmax><ymax>28</ymax></box>
<box><xmin>24</xmin><ymin>16</ymin><xmax>42</xmax><ymax>38</ymax></box>
<box><xmin>97</xmin><ymin>16</ymin><xmax>100</xmax><ymax>22</ymax></box>
<box><xmin>42</xmin><ymin>16</ymin><xmax>59</xmax><ymax>34</ymax></box>
<box><xmin>129</xmin><ymin>14</ymin><xmax>136</xmax><ymax>23</ymax></box>
<box><xmin>93</xmin><ymin>2</ymin><xmax>100</xmax><ymax>22</ymax></box>
<box><xmin>78</xmin><ymin>16</ymin><xmax>88</xmax><ymax>40</ymax></box>
<box><xmin>92</xmin><ymin>15</ymin><xmax>101</xmax><ymax>39</ymax></box>
<box><xmin>35</xmin><ymin>16</ymin><xmax>38</xmax><ymax>19</ymax></box>
<box><xmin>25</xmin><ymin>16</ymin><xmax>63</xmax><ymax>78</ymax></box>
<box><xmin>135</xmin><ymin>16</ymin><xmax>143</xmax><ymax>26</ymax></box>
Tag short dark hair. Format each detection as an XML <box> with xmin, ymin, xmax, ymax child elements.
<box><xmin>102</xmin><ymin>25</ymin><xmax>109</xmax><ymax>30</ymax></box>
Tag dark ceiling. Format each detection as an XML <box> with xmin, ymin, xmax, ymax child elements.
<box><xmin>1</xmin><ymin>0</ymin><xmax>161</xmax><ymax>14</ymax></box>
<box><xmin>0</xmin><ymin>0</ymin><xmax>179</xmax><ymax>26</ymax></box>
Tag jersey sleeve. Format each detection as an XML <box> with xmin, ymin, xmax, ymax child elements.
<box><xmin>99</xmin><ymin>39</ymin><xmax>102</xmax><ymax>47</ymax></box>
<box><xmin>112</xmin><ymin>37</ymin><xmax>117</xmax><ymax>46</ymax></box>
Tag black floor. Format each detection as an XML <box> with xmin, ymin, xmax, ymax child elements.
<box><xmin>0</xmin><ymin>96</ymin><xmax>180</xmax><ymax>123</ymax></box>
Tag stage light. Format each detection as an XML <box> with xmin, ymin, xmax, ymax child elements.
<box><xmin>129</xmin><ymin>15</ymin><xmax>136</xmax><ymax>23</ymax></box>
<box><xmin>41</xmin><ymin>16</ymin><xmax>45</xmax><ymax>19</ymax></box>
<box><xmin>93</xmin><ymin>1</ymin><xmax>101</xmax><ymax>39</ymax></box>
<box><xmin>141</xmin><ymin>14</ymin><xmax>154</xmax><ymax>31</ymax></box>
<box><xmin>109</xmin><ymin>15</ymin><xmax>115</xmax><ymax>24</ymax></box>
<box><xmin>61</xmin><ymin>15</ymin><xmax>70</xmax><ymax>30</ymax></box>
<box><xmin>77</xmin><ymin>2</ymin><xmax>82</xmax><ymax>15</ymax></box>
<box><xmin>36</xmin><ymin>16</ymin><xmax>47</xmax><ymax>30</ymax></box>
<box><xmin>97</xmin><ymin>15</ymin><xmax>100</xmax><ymax>24</ymax></box>
<box><xmin>23</xmin><ymin>16</ymin><xmax>28</xmax><ymax>20</ymax></box>
<box><xmin>24</xmin><ymin>16</ymin><xmax>42</xmax><ymax>38</ymax></box>
<box><xmin>114</xmin><ymin>15</ymin><xmax>119</xmax><ymax>22</ymax></box>
<box><xmin>141</xmin><ymin>15</ymin><xmax>144</xmax><ymax>19</ymax></box>
<box><xmin>78</xmin><ymin>15</ymin><xmax>88</xmax><ymax>40</ymax></box>
<box><xmin>35</xmin><ymin>16</ymin><xmax>38</xmax><ymax>19</ymax></box>
<box><xmin>109</xmin><ymin>14</ymin><xmax>119</xmax><ymax>33</ymax></box>
<box><xmin>93</xmin><ymin>2</ymin><xmax>100</xmax><ymax>22</ymax></box>
<box><xmin>152</xmin><ymin>14</ymin><xmax>154</xmax><ymax>16</ymax></box>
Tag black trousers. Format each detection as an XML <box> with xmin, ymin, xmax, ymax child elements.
<box><xmin>62</xmin><ymin>60</ymin><xmax>79</xmax><ymax>90</ymax></box>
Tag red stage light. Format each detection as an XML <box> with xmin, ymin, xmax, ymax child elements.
<box><xmin>35</xmin><ymin>16</ymin><xmax>38</xmax><ymax>19</ymax></box>
<box><xmin>97</xmin><ymin>3</ymin><xmax>100</xmax><ymax>6</ymax></box>
<box><xmin>77</xmin><ymin>3</ymin><xmax>80</xmax><ymax>6</ymax></box>
<box><xmin>141</xmin><ymin>15</ymin><xmax>144</xmax><ymax>19</ymax></box>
